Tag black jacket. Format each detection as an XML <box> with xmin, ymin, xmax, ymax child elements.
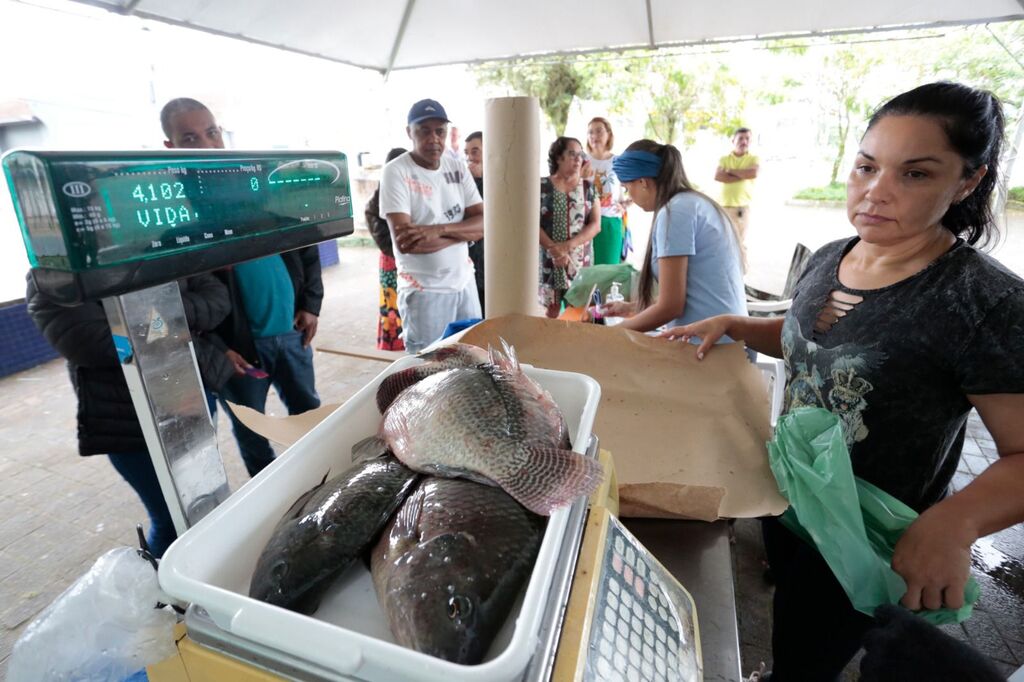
<box><xmin>26</xmin><ymin>273</ymin><xmax>234</xmax><ymax>456</ymax></box>
<box><xmin>365</xmin><ymin>188</ymin><xmax>394</xmax><ymax>258</ymax></box>
<box><xmin>208</xmin><ymin>246</ymin><xmax>323</xmax><ymax>366</ymax></box>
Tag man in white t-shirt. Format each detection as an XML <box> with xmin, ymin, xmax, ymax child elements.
<box><xmin>379</xmin><ymin>99</ymin><xmax>484</xmax><ymax>353</ymax></box>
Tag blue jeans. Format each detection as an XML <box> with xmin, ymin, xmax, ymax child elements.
<box><xmin>107</xmin><ymin>452</ymin><xmax>176</xmax><ymax>558</ymax></box>
<box><xmin>217</xmin><ymin>330</ymin><xmax>319</xmax><ymax>477</ymax></box>
<box><xmin>106</xmin><ymin>393</ymin><xmax>217</xmax><ymax>558</ymax></box>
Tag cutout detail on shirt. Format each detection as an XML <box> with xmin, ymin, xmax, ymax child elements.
<box><xmin>813</xmin><ymin>290</ymin><xmax>864</xmax><ymax>337</ymax></box>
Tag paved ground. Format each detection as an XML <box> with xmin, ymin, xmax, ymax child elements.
<box><xmin>2</xmin><ymin>205</ymin><xmax>1023</xmax><ymax>679</ymax></box>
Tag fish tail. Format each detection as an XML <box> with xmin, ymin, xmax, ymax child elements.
<box><xmin>377</xmin><ymin>367</ymin><xmax>431</xmax><ymax>412</ymax></box>
<box><xmin>497</xmin><ymin>447</ymin><xmax>604</xmax><ymax>515</ymax></box>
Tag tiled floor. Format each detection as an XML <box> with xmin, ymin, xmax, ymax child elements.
<box><xmin>1</xmin><ymin>245</ymin><xmax>1022</xmax><ymax>680</ymax></box>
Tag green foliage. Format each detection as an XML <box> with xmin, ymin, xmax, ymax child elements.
<box><xmin>793</xmin><ymin>182</ymin><xmax>846</xmax><ymax>201</ymax></box>
<box><xmin>473</xmin><ymin>52</ymin><xmax>748</xmax><ymax>146</ymax></box>
<box><xmin>925</xmin><ymin>23</ymin><xmax>1024</xmax><ymax>111</ymax></box>
<box><xmin>1009</xmin><ymin>187</ymin><xmax>1024</xmax><ymax>203</ymax></box>
<box><xmin>473</xmin><ymin>59</ymin><xmax>596</xmax><ymax>135</ymax></box>
<box><xmin>818</xmin><ymin>42</ymin><xmax>883</xmax><ymax>184</ymax></box>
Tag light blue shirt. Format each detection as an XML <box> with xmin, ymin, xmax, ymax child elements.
<box><xmin>651</xmin><ymin>192</ymin><xmax>747</xmax><ymax>334</ymax></box>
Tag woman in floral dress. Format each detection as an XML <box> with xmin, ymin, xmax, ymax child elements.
<box><xmin>539</xmin><ymin>137</ymin><xmax>601</xmax><ymax>318</ymax></box>
<box><xmin>366</xmin><ymin>147</ymin><xmax>407</xmax><ymax>350</ymax></box>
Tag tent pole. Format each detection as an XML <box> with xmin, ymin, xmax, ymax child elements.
<box><xmin>645</xmin><ymin>0</ymin><xmax>655</xmax><ymax>47</ymax></box>
<box><xmin>383</xmin><ymin>0</ymin><xmax>417</xmax><ymax>80</ymax></box>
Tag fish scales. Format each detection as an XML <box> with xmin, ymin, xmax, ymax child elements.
<box><xmin>371</xmin><ymin>477</ymin><xmax>544</xmax><ymax>664</ymax></box>
<box><xmin>248</xmin><ymin>455</ymin><xmax>419</xmax><ymax>613</ymax></box>
<box><xmin>382</xmin><ymin>345</ymin><xmax>602</xmax><ymax>514</ymax></box>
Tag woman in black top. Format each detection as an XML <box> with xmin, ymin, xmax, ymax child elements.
<box><xmin>665</xmin><ymin>82</ymin><xmax>1024</xmax><ymax>680</ymax></box>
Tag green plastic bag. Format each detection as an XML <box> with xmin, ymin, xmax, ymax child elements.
<box><xmin>768</xmin><ymin>407</ymin><xmax>979</xmax><ymax>625</ymax></box>
<box><xmin>563</xmin><ymin>264</ymin><xmax>639</xmax><ymax>308</ymax></box>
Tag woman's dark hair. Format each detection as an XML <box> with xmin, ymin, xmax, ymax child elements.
<box><xmin>866</xmin><ymin>81</ymin><xmax>1004</xmax><ymax>247</ymax></box>
<box><xmin>547</xmin><ymin>136</ymin><xmax>582</xmax><ymax>175</ymax></box>
<box><xmin>365</xmin><ymin>147</ymin><xmax>408</xmax><ymax>256</ymax></box>
<box><xmin>624</xmin><ymin>140</ymin><xmax>744</xmax><ymax>309</ymax></box>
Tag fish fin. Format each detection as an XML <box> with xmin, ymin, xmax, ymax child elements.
<box><xmin>486</xmin><ymin>339</ymin><xmax>522</xmax><ymax>383</ymax></box>
<box><xmin>279</xmin><ymin>474</ymin><xmax>329</xmax><ymax>522</ymax></box>
<box><xmin>290</xmin><ymin>580</ymin><xmax>332</xmax><ymax>615</ymax></box>
<box><xmin>352</xmin><ymin>435</ymin><xmax>390</xmax><ymax>463</ymax></box>
<box><xmin>499</xmin><ymin>337</ymin><xmax>519</xmax><ymax>372</ymax></box>
<box><xmin>377</xmin><ymin>367</ymin><xmax>433</xmax><ymax>412</ymax></box>
<box><xmin>391</xmin><ymin>481</ymin><xmax>426</xmax><ymax>541</ymax></box>
<box><xmin>495</xmin><ymin>447</ymin><xmax>604</xmax><ymax>516</ymax></box>
<box><xmin>420</xmin><ymin>463</ymin><xmax>499</xmax><ymax>488</ymax></box>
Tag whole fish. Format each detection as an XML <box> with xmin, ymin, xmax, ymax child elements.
<box><xmin>381</xmin><ymin>342</ymin><xmax>602</xmax><ymax>515</ymax></box>
<box><xmin>376</xmin><ymin>343</ymin><xmax>490</xmax><ymax>412</ymax></box>
<box><xmin>249</xmin><ymin>455</ymin><xmax>419</xmax><ymax>613</ymax></box>
<box><xmin>371</xmin><ymin>477</ymin><xmax>544</xmax><ymax>664</ymax></box>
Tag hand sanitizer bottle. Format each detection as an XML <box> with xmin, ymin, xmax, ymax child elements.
<box><xmin>604</xmin><ymin>281</ymin><xmax>625</xmax><ymax>326</ymax></box>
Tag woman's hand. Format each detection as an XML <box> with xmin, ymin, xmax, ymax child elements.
<box><xmin>660</xmin><ymin>315</ymin><xmax>737</xmax><ymax>360</ymax></box>
<box><xmin>225</xmin><ymin>348</ymin><xmax>253</xmax><ymax>376</ymax></box>
<box><xmin>548</xmin><ymin>243</ymin><xmax>569</xmax><ymax>261</ymax></box>
<box><xmin>580</xmin><ymin>159</ymin><xmax>594</xmax><ymax>180</ymax></box>
<box><xmin>891</xmin><ymin>505</ymin><xmax>976</xmax><ymax>611</ymax></box>
<box><xmin>601</xmin><ymin>301</ymin><xmax>636</xmax><ymax>317</ymax></box>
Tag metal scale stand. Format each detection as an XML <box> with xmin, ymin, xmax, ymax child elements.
<box><xmin>4</xmin><ymin>148</ymin><xmax>354</xmax><ymax>535</ymax></box>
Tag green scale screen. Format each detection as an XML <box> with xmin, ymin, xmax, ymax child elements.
<box><xmin>4</xmin><ymin>150</ymin><xmax>354</xmax><ymax>303</ymax></box>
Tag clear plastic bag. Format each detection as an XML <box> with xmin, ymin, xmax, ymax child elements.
<box><xmin>768</xmin><ymin>407</ymin><xmax>979</xmax><ymax>625</ymax></box>
<box><xmin>7</xmin><ymin>547</ymin><xmax>178</xmax><ymax>682</ymax></box>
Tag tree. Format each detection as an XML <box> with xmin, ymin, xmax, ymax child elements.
<box><xmin>589</xmin><ymin>55</ymin><xmax>745</xmax><ymax>146</ymax></box>
<box><xmin>473</xmin><ymin>59</ymin><xmax>597</xmax><ymax>135</ymax></box>
<box><xmin>926</xmin><ymin>23</ymin><xmax>1024</xmax><ymax>219</ymax></box>
<box><xmin>818</xmin><ymin>44</ymin><xmax>882</xmax><ymax>184</ymax></box>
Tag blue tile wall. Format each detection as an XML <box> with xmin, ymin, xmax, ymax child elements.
<box><xmin>4</xmin><ymin>241</ymin><xmax>338</xmax><ymax>378</ymax></box>
<box><xmin>318</xmin><ymin>239</ymin><xmax>339</xmax><ymax>268</ymax></box>
<box><xmin>0</xmin><ymin>301</ymin><xmax>59</xmax><ymax>377</ymax></box>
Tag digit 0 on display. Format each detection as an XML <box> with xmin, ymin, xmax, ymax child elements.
<box><xmin>2</xmin><ymin>150</ymin><xmax>354</xmax><ymax>303</ymax></box>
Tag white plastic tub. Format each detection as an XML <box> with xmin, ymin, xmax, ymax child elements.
<box><xmin>159</xmin><ymin>355</ymin><xmax>601</xmax><ymax>682</ymax></box>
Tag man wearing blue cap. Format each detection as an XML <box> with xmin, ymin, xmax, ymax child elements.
<box><xmin>379</xmin><ymin>99</ymin><xmax>484</xmax><ymax>353</ymax></box>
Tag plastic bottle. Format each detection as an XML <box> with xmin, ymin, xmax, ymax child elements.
<box><xmin>603</xmin><ymin>281</ymin><xmax>625</xmax><ymax>326</ymax></box>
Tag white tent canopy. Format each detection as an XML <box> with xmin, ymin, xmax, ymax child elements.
<box><xmin>74</xmin><ymin>0</ymin><xmax>1024</xmax><ymax>74</ymax></box>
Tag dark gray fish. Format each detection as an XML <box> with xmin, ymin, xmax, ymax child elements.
<box><xmin>371</xmin><ymin>477</ymin><xmax>544</xmax><ymax>664</ymax></box>
<box><xmin>376</xmin><ymin>343</ymin><xmax>490</xmax><ymax>412</ymax></box>
<box><xmin>249</xmin><ymin>455</ymin><xmax>419</xmax><ymax>613</ymax></box>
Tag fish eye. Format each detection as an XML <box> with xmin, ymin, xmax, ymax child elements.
<box><xmin>270</xmin><ymin>559</ymin><xmax>289</xmax><ymax>582</ymax></box>
<box><xmin>447</xmin><ymin>595</ymin><xmax>473</xmax><ymax>620</ymax></box>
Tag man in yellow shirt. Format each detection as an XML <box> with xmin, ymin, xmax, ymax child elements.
<box><xmin>715</xmin><ymin>127</ymin><xmax>759</xmax><ymax>243</ymax></box>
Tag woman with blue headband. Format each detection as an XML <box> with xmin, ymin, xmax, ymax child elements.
<box><xmin>604</xmin><ymin>140</ymin><xmax>747</xmax><ymax>333</ymax></box>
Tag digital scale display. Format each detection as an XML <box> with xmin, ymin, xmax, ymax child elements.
<box><xmin>3</xmin><ymin>150</ymin><xmax>353</xmax><ymax>303</ymax></box>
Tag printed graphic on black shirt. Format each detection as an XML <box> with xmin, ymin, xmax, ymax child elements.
<box><xmin>780</xmin><ymin>237</ymin><xmax>1024</xmax><ymax>511</ymax></box>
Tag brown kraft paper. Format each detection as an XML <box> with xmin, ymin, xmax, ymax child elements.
<box><xmin>457</xmin><ymin>315</ymin><xmax>788</xmax><ymax>520</ymax></box>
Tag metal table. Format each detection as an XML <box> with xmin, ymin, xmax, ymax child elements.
<box><xmin>624</xmin><ymin>519</ymin><xmax>742</xmax><ymax>682</ymax></box>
